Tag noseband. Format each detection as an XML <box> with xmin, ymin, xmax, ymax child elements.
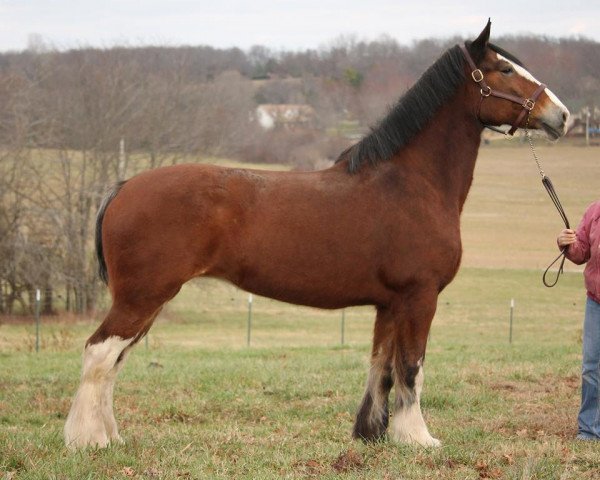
<box><xmin>459</xmin><ymin>44</ymin><xmax>546</xmax><ymax>135</ymax></box>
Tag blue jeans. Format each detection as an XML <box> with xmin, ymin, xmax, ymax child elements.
<box><xmin>578</xmin><ymin>297</ymin><xmax>600</xmax><ymax>439</ymax></box>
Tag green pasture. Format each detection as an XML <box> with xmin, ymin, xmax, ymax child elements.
<box><xmin>2</xmin><ymin>142</ymin><xmax>600</xmax><ymax>478</ymax></box>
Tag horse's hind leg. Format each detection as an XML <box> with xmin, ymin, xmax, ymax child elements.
<box><xmin>64</xmin><ymin>301</ymin><xmax>164</xmax><ymax>450</ymax></box>
<box><xmin>388</xmin><ymin>286</ymin><xmax>440</xmax><ymax>447</ymax></box>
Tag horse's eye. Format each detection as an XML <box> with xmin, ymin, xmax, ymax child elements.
<box><xmin>501</xmin><ymin>66</ymin><xmax>514</xmax><ymax>75</ymax></box>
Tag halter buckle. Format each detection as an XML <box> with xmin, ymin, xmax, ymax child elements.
<box><xmin>523</xmin><ymin>99</ymin><xmax>535</xmax><ymax>111</ymax></box>
<box><xmin>480</xmin><ymin>86</ymin><xmax>492</xmax><ymax>97</ymax></box>
<box><xmin>471</xmin><ymin>69</ymin><xmax>484</xmax><ymax>83</ymax></box>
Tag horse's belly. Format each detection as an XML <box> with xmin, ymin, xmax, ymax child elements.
<box><xmin>221</xmin><ymin>251</ymin><xmax>386</xmax><ymax>309</ymax></box>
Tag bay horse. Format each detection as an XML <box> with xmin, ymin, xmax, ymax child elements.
<box><xmin>64</xmin><ymin>21</ymin><xmax>569</xmax><ymax>449</ymax></box>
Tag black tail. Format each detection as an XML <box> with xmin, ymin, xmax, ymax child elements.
<box><xmin>96</xmin><ymin>181</ymin><xmax>126</xmax><ymax>285</ymax></box>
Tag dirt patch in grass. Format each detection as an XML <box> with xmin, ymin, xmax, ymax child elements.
<box><xmin>289</xmin><ymin>448</ymin><xmax>365</xmax><ymax>477</ymax></box>
<box><xmin>486</xmin><ymin>373</ymin><xmax>579</xmax><ymax>440</ymax></box>
<box><xmin>331</xmin><ymin>447</ymin><xmax>364</xmax><ymax>473</ymax></box>
<box><xmin>291</xmin><ymin>459</ymin><xmax>327</xmax><ymax>477</ymax></box>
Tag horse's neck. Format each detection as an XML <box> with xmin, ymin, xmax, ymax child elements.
<box><xmin>405</xmin><ymin>89</ymin><xmax>483</xmax><ymax>212</ymax></box>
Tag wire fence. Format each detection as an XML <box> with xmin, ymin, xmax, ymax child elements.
<box><xmin>19</xmin><ymin>282</ymin><xmax>523</xmax><ymax>353</ymax></box>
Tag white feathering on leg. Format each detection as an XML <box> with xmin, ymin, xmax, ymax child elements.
<box><xmin>64</xmin><ymin>336</ymin><xmax>133</xmax><ymax>449</ymax></box>
<box><xmin>390</xmin><ymin>362</ymin><xmax>440</xmax><ymax>447</ymax></box>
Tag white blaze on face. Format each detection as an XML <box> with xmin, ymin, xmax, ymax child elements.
<box><xmin>495</xmin><ymin>52</ymin><xmax>569</xmax><ymax>116</ymax></box>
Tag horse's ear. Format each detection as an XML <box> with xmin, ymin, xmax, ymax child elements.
<box><xmin>469</xmin><ymin>19</ymin><xmax>491</xmax><ymax>62</ymax></box>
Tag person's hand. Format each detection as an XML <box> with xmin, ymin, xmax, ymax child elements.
<box><xmin>557</xmin><ymin>229</ymin><xmax>576</xmax><ymax>247</ymax></box>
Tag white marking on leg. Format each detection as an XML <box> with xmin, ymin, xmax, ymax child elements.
<box><xmin>391</xmin><ymin>362</ymin><xmax>441</xmax><ymax>447</ymax></box>
<box><xmin>64</xmin><ymin>336</ymin><xmax>133</xmax><ymax>449</ymax></box>
<box><xmin>101</xmin><ymin>370</ymin><xmax>120</xmax><ymax>440</ymax></box>
<box><xmin>101</xmin><ymin>347</ymin><xmax>130</xmax><ymax>443</ymax></box>
<box><xmin>366</xmin><ymin>360</ymin><xmax>388</xmax><ymax>428</ymax></box>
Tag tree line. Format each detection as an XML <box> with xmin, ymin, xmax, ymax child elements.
<box><xmin>0</xmin><ymin>34</ymin><xmax>598</xmax><ymax>316</ymax></box>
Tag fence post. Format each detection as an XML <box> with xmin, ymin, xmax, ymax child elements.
<box><xmin>341</xmin><ymin>309</ymin><xmax>345</xmax><ymax>345</ymax></box>
<box><xmin>585</xmin><ymin>110</ymin><xmax>590</xmax><ymax>147</ymax></box>
<box><xmin>509</xmin><ymin>298</ymin><xmax>514</xmax><ymax>344</ymax></box>
<box><xmin>35</xmin><ymin>288</ymin><xmax>41</xmax><ymax>353</ymax></box>
<box><xmin>247</xmin><ymin>294</ymin><xmax>253</xmax><ymax>347</ymax></box>
<box><xmin>118</xmin><ymin>137</ymin><xmax>126</xmax><ymax>180</ymax></box>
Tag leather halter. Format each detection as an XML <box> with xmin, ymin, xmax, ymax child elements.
<box><xmin>459</xmin><ymin>44</ymin><xmax>546</xmax><ymax>135</ymax></box>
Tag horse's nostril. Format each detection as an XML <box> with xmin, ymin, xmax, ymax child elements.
<box><xmin>562</xmin><ymin>112</ymin><xmax>568</xmax><ymax>122</ymax></box>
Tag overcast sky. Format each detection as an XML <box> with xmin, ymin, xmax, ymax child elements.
<box><xmin>2</xmin><ymin>0</ymin><xmax>599</xmax><ymax>52</ymax></box>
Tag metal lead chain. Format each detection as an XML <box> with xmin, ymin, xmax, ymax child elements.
<box><xmin>525</xmin><ymin>114</ymin><xmax>545</xmax><ymax>178</ymax></box>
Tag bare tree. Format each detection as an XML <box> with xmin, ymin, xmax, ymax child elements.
<box><xmin>0</xmin><ymin>35</ymin><xmax>598</xmax><ymax>316</ymax></box>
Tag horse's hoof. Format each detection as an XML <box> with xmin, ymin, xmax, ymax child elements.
<box><xmin>422</xmin><ymin>436</ymin><xmax>442</xmax><ymax>448</ymax></box>
<box><xmin>390</xmin><ymin>430</ymin><xmax>442</xmax><ymax>448</ymax></box>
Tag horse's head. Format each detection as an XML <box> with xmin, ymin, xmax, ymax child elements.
<box><xmin>464</xmin><ymin>20</ymin><xmax>569</xmax><ymax>139</ymax></box>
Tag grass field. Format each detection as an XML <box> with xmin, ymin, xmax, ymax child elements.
<box><xmin>1</xmin><ymin>142</ymin><xmax>600</xmax><ymax>479</ymax></box>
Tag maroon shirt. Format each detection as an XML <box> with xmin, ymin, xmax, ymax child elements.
<box><xmin>564</xmin><ymin>201</ymin><xmax>600</xmax><ymax>303</ymax></box>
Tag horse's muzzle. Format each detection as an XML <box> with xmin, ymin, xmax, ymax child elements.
<box><xmin>539</xmin><ymin>102</ymin><xmax>570</xmax><ymax>140</ymax></box>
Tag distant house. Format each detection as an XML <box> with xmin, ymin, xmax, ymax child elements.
<box><xmin>256</xmin><ymin>104</ymin><xmax>316</xmax><ymax>130</ymax></box>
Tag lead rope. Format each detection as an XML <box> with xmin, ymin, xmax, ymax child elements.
<box><xmin>524</xmin><ymin>115</ymin><xmax>570</xmax><ymax>287</ymax></box>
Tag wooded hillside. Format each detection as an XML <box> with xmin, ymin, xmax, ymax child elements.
<box><xmin>1</xmin><ymin>35</ymin><xmax>598</xmax><ymax>315</ymax></box>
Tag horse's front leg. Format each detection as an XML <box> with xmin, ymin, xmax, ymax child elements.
<box><xmin>389</xmin><ymin>285</ymin><xmax>440</xmax><ymax>447</ymax></box>
<box><xmin>352</xmin><ymin>307</ymin><xmax>395</xmax><ymax>441</ymax></box>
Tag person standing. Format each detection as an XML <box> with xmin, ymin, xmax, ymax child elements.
<box><xmin>558</xmin><ymin>200</ymin><xmax>600</xmax><ymax>440</ymax></box>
